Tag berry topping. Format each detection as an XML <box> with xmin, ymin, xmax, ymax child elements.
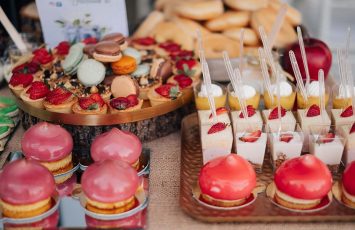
<box><xmin>239</xmin><ymin>130</ymin><xmax>262</xmax><ymax>143</ymax></box>
<box><xmin>26</xmin><ymin>81</ymin><xmax>49</xmax><ymax>100</ymax></box>
<box><xmin>32</xmin><ymin>48</ymin><xmax>54</xmax><ymax>65</ymax></box>
<box><xmin>79</xmin><ymin>93</ymin><xmax>105</xmax><ymax>110</ymax></box>
<box><xmin>159</xmin><ymin>41</ymin><xmax>181</xmax><ymax>53</ymax></box>
<box><xmin>306</xmin><ymin>104</ymin><xmax>320</xmax><ymax>117</ymax></box>
<box><xmin>176</xmin><ymin>59</ymin><xmax>196</xmax><ymax>70</ymax></box>
<box><xmin>132</xmin><ymin>37</ymin><xmax>156</xmax><ymax>46</ymax></box>
<box><xmin>89</xmin><ymin>93</ymin><xmax>105</xmax><ymax>107</ymax></box>
<box><xmin>12</xmin><ymin>61</ymin><xmax>39</xmax><ymax>74</ymax></box>
<box><xmin>173</xmin><ymin>74</ymin><xmax>193</xmax><ymax>89</ymax></box>
<box><xmin>207</xmin><ymin>122</ymin><xmax>228</xmax><ymax>134</ymax></box>
<box><xmin>170</xmin><ymin>50</ymin><xmax>194</xmax><ymax>61</ymax></box>
<box><xmin>209</xmin><ymin>107</ymin><xmax>228</xmax><ymax>119</ymax></box>
<box><xmin>350</xmin><ymin>123</ymin><xmax>355</xmax><ymax>134</ymax></box>
<box><xmin>55</xmin><ymin>41</ymin><xmax>70</xmax><ymax>55</ymax></box>
<box><xmin>126</xmin><ymin>94</ymin><xmax>139</xmax><ymax>107</ymax></box>
<box><xmin>317</xmin><ymin>132</ymin><xmax>335</xmax><ymax>144</ymax></box>
<box><xmin>82</xmin><ymin>37</ymin><xmax>98</xmax><ymax>45</ymax></box>
<box><xmin>268</xmin><ymin>107</ymin><xmax>286</xmax><ymax>120</ymax></box>
<box><xmin>155</xmin><ymin>84</ymin><xmax>180</xmax><ymax>99</ymax></box>
<box><xmin>340</xmin><ymin>106</ymin><xmax>353</xmax><ymax>117</ymax></box>
<box><xmin>280</xmin><ymin>133</ymin><xmax>293</xmax><ymax>143</ymax></box>
<box><xmin>239</xmin><ymin>105</ymin><xmax>256</xmax><ymax>118</ymax></box>
<box><xmin>9</xmin><ymin>73</ymin><xmax>33</xmax><ymax>87</ymax></box>
<box><xmin>110</xmin><ymin>94</ymin><xmax>139</xmax><ymax>110</ymax></box>
<box><xmin>45</xmin><ymin>87</ymin><xmax>72</xmax><ymax>105</ymax></box>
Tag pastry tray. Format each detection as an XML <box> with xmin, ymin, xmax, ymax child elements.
<box><xmin>179</xmin><ymin>113</ymin><xmax>355</xmax><ymax>223</ymax></box>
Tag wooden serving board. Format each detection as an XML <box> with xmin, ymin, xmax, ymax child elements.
<box><xmin>179</xmin><ymin>113</ymin><xmax>355</xmax><ymax>223</ymax></box>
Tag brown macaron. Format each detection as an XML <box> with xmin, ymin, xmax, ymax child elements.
<box><xmin>83</xmin><ymin>44</ymin><xmax>96</xmax><ymax>58</ymax></box>
<box><xmin>93</xmin><ymin>41</ymin><xmax>122</xmax><ymax>63</ymax></box>
<box><xmin>102</xmin><ymin>33</ymin><xmax>128</xmax><ymax>50</ymax></box>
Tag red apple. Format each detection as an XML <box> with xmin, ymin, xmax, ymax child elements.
<box><xmin>283</xmin><ymin>38</ymin><xmax>332</xmax><ymax>82</ymax></box>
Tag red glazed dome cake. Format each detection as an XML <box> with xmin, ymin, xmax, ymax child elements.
<box><xmin>198</xmin><ymin>154</ymin><xmax>256</xmax><ymax>207</ymax></box>
<box><xmin>0</xmin><ymin>159</ymin><xmax>55</xmax><ymax>218</ymax></box>
<box><xmin>342</xmin><ymin>161</ymin><xmax>355</xmax><ymax>208</ymax></box>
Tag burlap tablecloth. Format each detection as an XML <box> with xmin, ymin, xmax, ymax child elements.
<box><xmin>1</xmin><ymin>86</ymin><xmax>354</xmax><ymax>229</ymax></box>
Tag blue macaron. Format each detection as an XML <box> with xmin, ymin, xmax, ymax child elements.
<box><xmin>123</xmin><ymin>47</ymin><xmax>142</xmax><ymax>65</ymax></box>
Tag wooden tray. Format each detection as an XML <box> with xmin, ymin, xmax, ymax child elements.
<box><xmin>179</xmin><ymin>113</ymin><xmax>355</xmax><ymax>223</ymax></box>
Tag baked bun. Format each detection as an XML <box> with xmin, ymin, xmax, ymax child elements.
<box><xmin>205</xmin><ymin>11</ymin><xmax>251</xmax><ymax>32</ymax></box>
<box><xmin>269</xmin><ymin>0</ymin><xmax>302</xmax><ymax>26</ymax></box>
<box><xmin>133</xmin><ymin>11</ymin><xmax>165</xmax><ymax>38</ymax></box>
<box><xmin>223</xmin><ymin>27</ymin><xmax>259</xmax><ymax>46</ymax></box>
<box><xmin>224</xmin><ymin>0</ymin><xmax>269</xmax><ymax>11</ymax></box>
<box><xmin>174</xmin><ymin>0</ymin><xmax>224</xmax><ymax>21</ymax></box>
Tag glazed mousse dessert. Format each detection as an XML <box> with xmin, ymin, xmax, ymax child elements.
<box><xmin>339</xmin><ymin>123</ymin><xmax>355</xmax><ymax>165</ymax></box>
<box><xmin>341</xmin><ymin>161</ymin><xmax>355</xmax><ymax>208</ymax></box>
<box><xmin>263</xmin><ymin>81</ymin><xmax>296</xmax><ymax>110</ymax></box>
<box><xmin>21</xmin><ymin>122</ymin><xmax>74</xmax><ymax>183</ymax></box>
<box><xmin>262</xmin><ymin>107</ymin><xmax>296</xmax><ymax>132</ymax></box>
<box><xmin>43</xmin><ymin>87</ymin><xmax>78</xmax><ymax>113</ymax></box>
<box><xmin>147</xmin><ymin>83</ymin><xmax>182</xmax><ymax>106</ymax></box>
<box><xmin>72</xmin><ymin>93</ymin><xmax>108</xmax><ymax>114</ymax></box>
<box><xmin>0</xmin><ymin>159</ymin><xmax>56</xmax><ymax>218</ymax></box>
<box><xmin>309</xmin><ymin>125</ymin><xmax>345</xmax><ymax>173</ymax></box>
<box><xmin>331</xmin><ymin>106</ymin><xmax>354</xmax><ymax>131</ymax></box>
<box><xmin>269</xmin><ymin>124</ymin><xmax>304</xmax><ymax>169</ymax></box>
<box><xmin>194</xmin><ymin>82</ymin><xmax>227</xmax><ymax>110</ymax></box>
<box><xmin>20</xmin><ymin>81</ymin><xmax>50</xmax><ymax>109</ymax></box>
<box><xmin>297</xmin><ymin>81</ymin><xmax>330</xmax><ymax>109</ymax></box>
<box><xmin>81</xmin><ymin>160</ymin><xmax>140</xmax><ymax>214</ymax></box>
<box><xmin>228</xmin><ymin>83</ymin><xmax>260</xmax><ymax>110</ymax></box>
<box><xmin>231</xmin><ymin>105</ymin><xmax>263</xmax><ymax>133</ymax></box>
<box><xmin>271</xmin><ymin>154</ymin><xmax>332</xmax><ymax>210</ymax></box>
<box><xmin>198</xmin><ymin>154</ymin><xmax>256</xmax><ymax>207</ymax></box>
<box><xmin>91</xmin><ymin>128</ymin><xmax>142</xmax><ymax>170</ymax></box>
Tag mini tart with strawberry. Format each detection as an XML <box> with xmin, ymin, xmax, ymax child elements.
<box><xmin>110</xmin><ymin>94</ymin><xmax>143</xmax><ymax>113</ymax></box>
<box><xmin>53</xmin><ymin>41</ymin><xmax>70</xmax><ymax>60</ymax></box>
<box><xmin>20</xmin><ymin>81</ymin><xmax>50</xmax><ymax>109</ymax></box>
<box><xmin>131</xmin><ymin>37</ymin><xmax>157</xmax><ymax>51</ymax></box>
<box><xmin>173</xmin><ymin>58</ymin><xmax>201</xmax><ymax>81</ymax></box>
<box><xmin>167</xmin><ymin>74</ymin><xmax>199</xmax><ymax>90</ymax></box>
<box><xmin>148</xmin><ymin>83</ymin><xmax>182</xmax><ymax>106</ymax></box>
<box><xmin>155</xmin><ymin>41</ymin><xmax>182</xmax><ymax>57</ymax></box>
<box><xmin>43</xmin><ymin>87</ymin><xmax>78</xmax><ymax>114</ymax></box>
<box><xmin>32</xmin><ymin>48</ymin><xmax>55</xmax><ymax>69</ymax></box>
<box><xmin>72</xmin><ymin>93</ymin><xmax>107</xmax><ymax>115</ymax></box>
<box><xmin>9</xmin><ymin>72</ymin><xmax>34</xmax><ymax>96</ymax></box>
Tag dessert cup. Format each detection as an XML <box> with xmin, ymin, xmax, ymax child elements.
<box><xmin>309</xmin><ymin>125</ymin><xmax>345</xmax><ymax>173</ymax></box>
<box><xmin>330</xmin><ymin>108</ymin><xmax>354</xmax><ymax>132</ymax></box>
<box><xmin>231</xmin><ymin>109</ymin><xmax>263</xmax><ymax>133</ymax></box>
<box><xmin>263</xmin><ymin>81</ymin><xmax>296</xmax><ymax>110</ymax></box>
<box><xmin>297</xmin><ymin>83</ymin><xmax>330</xmax><ymax>109</ymax></box>
<box><xmin>269</xmin><ymin>124</ymin><xmax>304</xmax><ymax>169</ymax></box>
<box><xmin>227</xmin><ymin>83</ymin><xmax>261</xmax><ymax>110</ymax></box>
<box><xmin>332</xmin><ymin>84</ymin><xmax>353</xmax><ymax>109</ymax></box>
<box><xmin>194</xmin><ymin>81</ymin><xmax>227</xmax><ymax>110</ymax></box>
<box><xmin>198</xmin><ymin>108</ymin><xmax>230</xmax><ymax>126</ymax></box>
<box><xmin>262</xmin><ymin>109</ymin><xmax>296</xmax><ymax>133</ymax></box>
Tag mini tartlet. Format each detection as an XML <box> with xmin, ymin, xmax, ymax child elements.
<box><xmin>0</xmin><ymin>159</ymin><xmax>55</xmax><ymax>218</ymax></box>
<box><xmin>20</xmin><ymin>81</ymin><xmax>50</xmax><ymax>109</ymax></box>
<box><xmin>198</xmin><ymin>154</ymin><xmax>256</xmax><ymax>207</ymax></box>
<box><xmin>81</xmin><ymin>160</ymin><xmax>140</xmax><ymax>214</ymax></box>
<box><xmin>342</xmin><ymin>161</ymin><xmax>355</xmax><ymax>208</ymax></box>
<box><xmin>148</xmin><ymin>83</ymin><xmax>181</xmax><ymax>106</ymax></box>
<box><xmin>21</xmin><ymin>122</ymin><xmax>74</xmax><ymax>183</ymax></box>
<box><xmin>43</xmin><ymin>87</ymin><xmax>78</xmax><ymax>113</ymax></box>
<box><xmin>272</xmin><ymin>154</ymin><xmax>332</xmax><ymax>210</ymax></box>
<box><xmin>90</xmin><ymin>128</ymin><xmax>142</xmax><ymax>170</ymax></box>
<box><xmin>9</xmin><ymin>72</ymin><xmax>34</xmax><ymax>96</ymax></box>
<box><xmin>72</xmin><ymin>93</ymin><xmax>107</xmax><ymax>114</ymax></box>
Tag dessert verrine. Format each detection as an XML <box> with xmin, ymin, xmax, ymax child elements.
<box><xmin>194</xmin><ymin>82</ymin><xmax>227</xmax><ymax>110</ymax></box>
<box><xmin>21</xmin><ymin>122</ymin><xmax>74</xmax><ymax>183</ymax></box>
<box><xmin>198</xmin><ymin>154</ymin><xmax>256</xmax><ymax>207</ymax></box>
<box><xmin>0</xmin><ymin>159</ymin><xmax>55</xmax><ymax>218</ymax></box>
<box><xmin>272</xmin><ymin>154</ymin><xmax>332</xmax><ymax>210</ymax></box>
<box><xmin>20</xmin><ymin>81</ymin><xmax>50</xmax><ymax>109</ymax></box>
<box><xmin>297</xmin><ymin>81</ymin><xmax>330</xmax><ymax>109</ymax></box>
<box><xmin>81</xmin><ymin>160</ymin><xmax>140</xmax><ymax>214</ymax></box>
<box><xmin>263</xmin><ymin>81</ymin><xmax>296</xmax><ymax>110</ymax></box>
<box><xmin>331</xmin><ymin>106</ymin><xmax>354</xmax><ymax>131</ymax></box>
<box><xmin>339</xmin><ymin>123</ymin><xmax>355</xmax><ymax>165</ymax></box>
<box><xmin>309</xmin><ymin>125</ymin><xmax>345</xmax><ymax>173</ymax></box>
<box><xmin>262</xmin><ymin>107</ymin><xmax>296</xmax><ymax>132</ymax></box>
<box><xmin>341</xmin><ymin>161</ymin><xmax>355</xmax><ymax>208</ymax></box>
<box><xmin>147</xmin><ymin>83</ymin><xmax>181</xmax><ymax>106</ymax></box>
<box><xmin>198</xmin><ymin>107</ymin><xmax>230</xmax><ymax>126</ymax></box>
<box><xmin>91</xmin><ymin>128</ymin><xmax>142</xmax><ymax>170</ymax></box>
<box><xmin>332</xmin><ymin>84</ymin><xmax>354</xmax><ymax>109</ymax></box>
<box><xmin>228</xmin><ymin>83</ymin><xmax>260</xmax><ymax>110</ymax></box>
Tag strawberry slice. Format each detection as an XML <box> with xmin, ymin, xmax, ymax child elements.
<box><xmin>155</xmin><ymin>84</ymin><xmax>180</xmax><ymax>99</ymax></box>
<box><xmin>159</xmin><ymin>41</ymin><xmax>181</xmax><ymax>53</ymax></box>
<box><xmin>45</xmin><ymin>87</ymin><xmax>72</xmax><ymax>105</ymax></box>
<box><xmin>55</xmin><ymin>41</ymin><xmax>70</xmax><ymax>55</ymax></box>
<box><xmin>340</xmin><ymin>106</ymin><xmax>353</xmax><ymax>117</ymax></box>
<box><xmin>239</xmin><ymin>130</ymin><xmax>262</xmax><ymax>143</ymax></box>
<box><xmin>280</xmin><ymin>133</ymin><xmax>293</xmax><ymax>143</ymax></box>
<box><xmin>350</xmin><ymin>123</ymin><xmax>355</xmax><ymax>134</ymax></box>
<box><xmin>173</xmin><ymin>74</ymin><xmax>193</xmax><ymax>89</ymax></box>
<box><xmin>110</xmin><ymin>97</ymin><xmax>129</xmax><ymax>110</ymax></box>
<box><xmin>306</xmin><ymin>104</ymin><xmax>321</xmax><ymax>117</ymax></box>
<box><xmin>26</xmin><ymin>81</ymin><xmax>49</xmax><ymax>100</ymax></box>
<box><xmin>239</xmin><ymin>105</ymin><xmax>256</xmax><ymax>118</ymax></box>
<box><xmin>126</xmin><ymin>94</ymin><xmax>139</xmax><ymax>107</ymax></box>
<box><xmin>9</xmin><ymin>73</ymin><xmax>33</xmax><ymax>87</ymax></box>
<box><xmin>90</xmin><ymin>93</ymin><xmax>105</xmax><ymax>107</ymax></box>
<box><xmin>82</xmin><ymin>37</ymin><xmax>97</xmax><ymax>45</ymax></box>
<box><xmin>207</xmin><ymin>122</ymin><xmax>228</xmax><ymax>134</ymax></box>
<box><xmin>132</xmin><ymin>37</ymin><xmax>156</xmax><ymax>46</ymax></box>
<box><xmin>12</xmin><ymin>61</ymin><xmax>39</xmax><ymax>74</ymax></box>
<box><xmin>170</xmin><ymin>50</ymin><xmax>194</xmax><ymax>61</ymax></box>
<box><xmin>176</xmin><ymin>59</ymin><xmax>197</xmax><ymax>70</ymax></box>
<box><xmin>79</xmin><ymin>97</ymin><xmax>97</xmax><ymax>110</ymax></box>
<box><xmin>209</xmin><ymin>107</ymin><xmax>228</xmax><ymax>119</ymax></box>
<box><xmin>268</xmin><ymin>107</ymin><xmax>286</xmax><ymax>120</ymax></box>
<box><xmin>32</xmin><ymin>48</ymin><xmax>49</xmax><ymax>57</ymax></box>
<box><xmin>318</xmin><ymin>132</ymin><xmax>335</xmax><ymax>143</ymax></box>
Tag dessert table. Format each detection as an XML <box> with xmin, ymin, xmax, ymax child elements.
<box><xmin>0</xmin><ymin>86</ymin><xmax>354</xmax><ymax>229</ymax></box>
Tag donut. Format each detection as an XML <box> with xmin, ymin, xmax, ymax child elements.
<box><xmin>269</xmin><ymin>0</ymin><xmax>302</xmax><ymax>26</ymax></box>
<box><xmin>195</xmin><ymin>33</ymin><xmax>240</xmax><ymax>59</ymax></box>
<box><xmin>132</xmin><ymin>11</ymin><xmax>165</xmax><ymax>38</ymax></box>
<box><xmin>250</xmin><ymin>7</ymin><xmax>297</xmax><ymax>48</ymax></box>
<box><xmin>205</xmin><ymin>11</ymin><xmax>251</xmax><ymax>32</ymax></box>
<box><xmin>223</xmin><ymin>27</ymin><xmax>259</xmax><ymax>46</ymax></box>
<box><xmin>172</xmin><ymin>17</ymin><xmax>211</xmax><ymax>39</ymax></box>
<box><xmin>174</xmin><ymin>0</ymin><xmax>224</xmax><ymax>21</ymax></box>
<box><xmin>111</xmin><ymin>56</ymin><xmax>137</xmax><ymax>75</ymax></box>
<box><xmin>150</xmin><ymin>21</ymin><xmax>194</xmax><ymax>50</ymax></box>
<box><xmin>224</xmin><ymin>0</ymin><xmax>269</xmax><ymax>11</ymax></box>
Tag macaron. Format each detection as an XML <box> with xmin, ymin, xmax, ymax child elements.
<box><xmin>0</xmin><ymin>159</ymin><xmax>55</xmax><ymax>218</ymax></box>
<box><xmin>111</xmin><ymin>75</ymin><xmax>139</xmax><ymax>98</ymax></box>
<box><xmin>77</xmin><ymin>59</ymin><xmax>106</xmax><ymax>87</ymax></box>
<box><xmin>123</xmin><ymin>47</ymin><xmax>142</xmax><ymax>65</ymax></box>
<box><xmin>62</xmin><ymin>43</ymin><xmax>85</xmax><ymax>75</ymax></box>
<box><xmin>111</xmin><ymin>56</ymin><xmax>137</xmax><ymax>75</ymax></box>
<box><xmin>0</xmin><ymin>96</ymin><xmax>19</xmax><ymax>117</ymax></box>
<box><xmin>93</xmin><ymin>41</ymin><xmax>122</xmax><ymax>63</ymax></box>
<box><xmin>101</xmin><ymin>32</ymin><xmax>128</xmax><ymax>50</ymax></box>
<box><xmin>0</xmin><ymin>115</ymin><xmax>15</xmax><ymax>128</ymax></box>
<box><xmin>83</xmin><ymin>44</ymin><xmax>96</xmax><ymax>58</ymax></box>
<box><xmin>132</xmin><ymin>64</ymin><xmax>150</xmax><ymax>78</ymax></box>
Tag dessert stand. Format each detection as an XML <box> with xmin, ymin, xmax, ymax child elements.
<box><xmin>179</xmin><ymin>113</ymin><xmax>355</xmax><ymax>223</ymax></box>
